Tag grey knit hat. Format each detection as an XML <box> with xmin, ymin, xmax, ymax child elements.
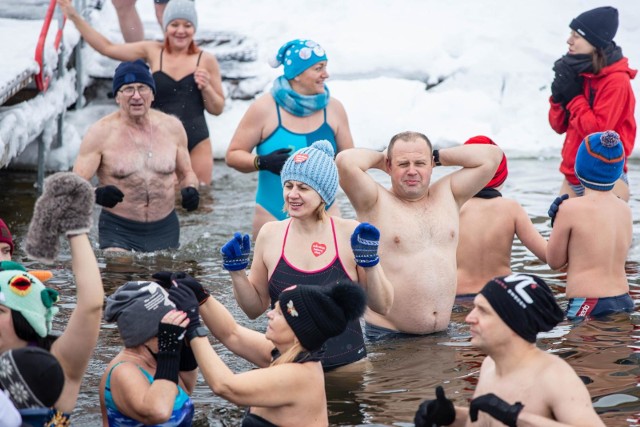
<box><xmin>104</xmin><ymin>281</ymin><xmax>176</xmax><ymax>347</ymax></box>
<box><xmin>280</xmin><ymin>140</ymin><xmax>338</xmax><ymax>206</ymax></box>
<box><xmin>163</xmin><ymin>0</ymin><xmax>198</xmax><ymax>31</ymax></box>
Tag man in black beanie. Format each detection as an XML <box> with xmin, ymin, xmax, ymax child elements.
<box><xmin>414</xmin><ymin>274</ymin><xmax>605</xmax><ymax>427</ymax></box>
<box><xmin>73</xmin><ymin>60</ymin><xmax>200</xmax><ymax>252</ymax></box>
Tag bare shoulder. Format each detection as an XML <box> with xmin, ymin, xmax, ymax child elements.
<box><xmin>327</xmin><ymin>97</ymin><xmax>348</xmax><ymax>118</ymax></box>
<box><xmin>257</xmin><ymin>219</ymin><xmax>288</xmax><ymax>240</ymax></box>
<box><xmin>200</xmin><ymin>50</ymin><xmax>221</xmax><ymax>67</ymax></box>
<box><xmin>83</xmin><ymin>112</ymin><xmax>118</xmax><ymax>144</ymax></box>
<box><xmin>151</xmin><ymin>110</ymin><xmax>183</xmax><ymax>134</ymax></box>
<box><xmin>331</xmin><ymin>216</ymin><xmax>360</xmax><ymax>233</ymax></box>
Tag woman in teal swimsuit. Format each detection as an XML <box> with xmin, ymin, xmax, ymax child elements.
<box><xmin>226</xmin><ymin>39</ymin><xmax>354</xmax><ymax>239</ymax></box>
<box><xmin>101</xmin><ymin>281</ymin><xmax>197</xmax><ymax>427</ymax></box>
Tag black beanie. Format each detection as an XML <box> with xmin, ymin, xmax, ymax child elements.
<box><xmin>479</xmin><ymin>274</ymin><xmax>564</xmax><ymax>343</ymax></box>
<box><xmin>278</xmin><ymin>280</ymin><xmax>366</xmax><ymax>351</ymax></box>
<box><xmin>0</xmin><ymin>347</ymin><xmax>65</xmax><ymax>408</ymax></box>
<box><xmin>112</xmin><ymin>59</ymin><xmax>157</xmax><ymax>95</ymax></box>
<box><xmin>569</xmin><ymin>6</ymin><xmax>618</xmax><ymax>49</ymax></box>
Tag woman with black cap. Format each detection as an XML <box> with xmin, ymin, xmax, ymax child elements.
<box><xmin>162</xmin><ymin>276</ymin><xmax>366</xmax><ymax>426</ymax></box>
<box><xmin>549</xmin><ymin>6</ymin><xmax>636</xmax><ymax>201</ymax></box>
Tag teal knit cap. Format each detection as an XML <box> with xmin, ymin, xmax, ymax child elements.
<box><xmin>281</xmin><ymin>140</ymin><xmax>338</xmax><ymax>206</ymax></box>
<box><xmin>269</xmin><ymin>39</ymin><xmax>327</xmax><ymax>79</ymax></box>
<box><xmin>0</xmin><ymin>261</ymin><xmax>59</xmax><ymax>338</ymax></box>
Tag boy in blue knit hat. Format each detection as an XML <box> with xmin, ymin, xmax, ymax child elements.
<box><xmin>547</xmin><ymin>131</ymin><xmax>633</xmax><ymax>319</ymax></box>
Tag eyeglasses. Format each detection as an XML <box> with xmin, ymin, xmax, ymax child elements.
<box><xmin>119</xmin><ymin>85</ymin><xmax>152</xmax><ymax>96</ymax></box>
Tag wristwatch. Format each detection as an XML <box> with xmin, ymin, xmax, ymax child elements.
<box><xmin>433</xmin><ymin>149</ymin><xmax>442</xmax><ymax>166</ymax></box>
<box><xmin>186</xmin><ymin>326</ymin><xmax>209</xmax><ymax>342</ymax></box>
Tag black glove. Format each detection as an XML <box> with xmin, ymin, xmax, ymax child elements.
<box><xmin>551</xmin><ymin>59</ymin><xmax>583</xmax><ymax>106</ymax></box>
<box><xmin>469</xmin><ymin>393</ymin><xmax>524</xmax><ymax>427</ymax></box>
<box><xmin>154</xmin><ymin>322</ymin><xmax>185</xmax><ymax>384</ymax></box>
<box><xmin>179</xmin><ymin>344</ymin><xmax>198</xmax><ymax>371</ymax></box>
<box><xmin>95</xmin><ymin>185</ymin><xmax>124</xmax><ymax>208</ymax></box>
<box><xmin>414</xmin><ymin>386</ymin><xmax>456</xmax><ymax>427</ymax></box>
<box><xmin>152</xmin><ymin>271</ymin><xmax>210</xmax><ymax>305</ymax></box>
<box><xmin>181</xmin><ymin>187</ymin><xmax>199</xmax><ymax>211</ymax></box>
<box><xmin>168</xmin><ymin>285</ymin><xmax>201</xmax><ymax>335</ymax></box>
<box><xmin>254</xmin><ymin>148</ymin><xmax>292</xmax><ymax>175</ymax></box>
<box><xmin>548</xmin><ymin>194</ymin><xmax>569</xmax><ymax>228</ymax></box>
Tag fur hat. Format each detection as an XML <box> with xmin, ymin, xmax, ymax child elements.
<box><xmin>0</xmin><ymin>219</ymin><xmax>14</xmax><ymax>256</ymax></box>
<box><xmin>25</xmin><ymin>172</ymin><xmax>94</xmax><ymax>264</ymax></box>
<box><xmin>463</xmin><ymin>136</ymin><xmax>508</xmax><ymax>188</ymax></box>
<box><xmin>569</xmin><ymin>6</ymin><xmax>618</xmax><ymax>49</ymax></box>
<box><xmin>104</xmin><ymin>281</ymin><xmax>176</xmax><ymax>348</ymax></box>
<box><xmin>163</xmin><ymin>0</ymin><xmax>198</xmax><ymax>31</ymax></box>
<box><xmin>112</xmin><ymin>59</ymin><xmax>156</xmax><ymax>96</ymax></box>
<box><xmin>278</xmin><ymin>280</ymin><xmax>366</xmax><ymax>351</ymax></box>
<box><xmin>269</xmin><ymin>39</ymin><xmax>327</xmax><ymax>79</ymax></box>
<box><xmin>0</xmin><ymin>261</ymin><xmax>60</xmax><ymax>338</ymax></box>
<box><xmin>480</xmin><ymin>274</ymin><xmax>564</xmax><ymax>343</ymax></box>
<box><xmin>574</xmin><ymin>130</ymin><xmax>624</xmax><ymax>191</ymax></box>
<box><xmin>0</xmin><ymin>347</ymin><xmax>64</xmax><ymax>409</ymax></box>
<box><xmin>280</xmin><ymin>140</ymin><xmax>338</xmax><ymax>206</ymax></box>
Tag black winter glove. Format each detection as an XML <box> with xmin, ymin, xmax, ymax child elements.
<box><xmin>95</xmin><ymin>185</ymin><xmax>124</xmax><ymax>208</ymax></box>
<box><xmin>168</xmin><ymin>285</ymin><xmax>201</xmax><ymax>335</ymax></box>
<box><xmin>414</xmin><ymin>386</ymin><xmax>456</xmax><ymax>427</ymax></box>
<box><xmin>469</xmin><ymin>393</ymin><xmax>524</xmax><ymax>427</ymax></box>
<box><xmin>181</xmin><ymin>187</ymin><xmax>199</xmax><ymax>211</ymax></box>
<box><xmin>254</xmin><ymin>148</ymin><xmax>292</xmax><ymax>175</ymax></box>
<box><xmin>551</xmin><ymin>59</ymin><xmax>583</xmax><ymax>106</ymax></box>
<box><xmin>154</xmin><ymin>322</ymin><xmax>185</xmax><ymax>384</ymax></box>
<box><xmin>179</xmin><ymin>344</ymin><xmax>198</xmax><ymax>371</ymax></box>
<box><xmin>152</xmin><ymin>271</ymin><xmax>210</xmax><ymax>305</ymax></box>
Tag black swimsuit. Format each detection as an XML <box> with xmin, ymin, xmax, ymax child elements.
<box><xmin>152</xmin><ymin>49</ymin><xmax>209</xmax><ymax>152</ymax></box>
<box><xmin>268</xmin><ymin>219</ymin><xmax>367</xmax><ymax>370</ymax></box>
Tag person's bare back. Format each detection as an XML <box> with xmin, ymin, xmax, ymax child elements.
<box><xmin>457</xmin><ymin>196</ymin><xmax>547</xmax><ymax>295</ymax></box>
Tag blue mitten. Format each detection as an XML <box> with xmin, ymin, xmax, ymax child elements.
<box><xmin>548</xmin><ymin>194</ymin><xmax>569</xmax><ymax>228</ymax></box>
<box><xmin>221</xmin><ymin>232</ymin><xmax>251</xmax><ymax>271</ymax></box>
<box><xmin>351</xmin><ymin>223</ymin><xmax>380</xmax><ymax>267</ymax></box>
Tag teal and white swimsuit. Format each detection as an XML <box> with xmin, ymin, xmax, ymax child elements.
<box><xmin>104</xmin><ymin>362</ymin><xmax>194</xmax><ymax>427</ymax></box>
<box><xmin>255</xmin><ymin>105</ymin><xmax>337</xmax><ymax>220</ymax></box>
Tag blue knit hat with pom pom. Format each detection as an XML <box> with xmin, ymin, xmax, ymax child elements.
<box><xmin>269</xmin><ymin>39</ymin><xmax>327</xmax><ymax>79</ymax></box>
<box><xmin>278</xmin><ymin>280</ymin><xmax>366</xmax><ymax>351</ymax></box>
<box><xmin>574</xmin><ymin>130</ymin><xmax>624</xmax><ymax>191</ymax></box>
<box><xmin>280</xmin><ymin>140</ymin><xmax>338</xmax><ymax>206</ymax></box>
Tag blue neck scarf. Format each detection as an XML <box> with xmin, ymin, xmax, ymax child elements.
<box><xmin>271</xmin><ymin>76</ymin><xmax>330</xmax><ymax>117</ymax></box>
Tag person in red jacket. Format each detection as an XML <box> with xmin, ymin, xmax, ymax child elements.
<box><xmin>548</xmin><ymin>6</ymin><xmax>636</xmax><ymax>201</ymax></box>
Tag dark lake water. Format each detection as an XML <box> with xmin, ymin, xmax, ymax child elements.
<box><xmin>1</xmin><ymin>157</ymin><xmax>639</xmax><ymax>426</ymax></box>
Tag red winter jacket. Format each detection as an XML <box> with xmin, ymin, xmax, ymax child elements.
<box><xmin>548</xmin><ymin>57</ymin><xmax>637</xmax><ymax>185</ymax></box>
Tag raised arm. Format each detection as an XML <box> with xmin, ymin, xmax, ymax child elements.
<box><xmin>192</xmin><ymin>336</ymin><xmax>312</xmax><ymax>407</ymax></box>
<box><xmin>195</xmin><ymin>53</ymin><xmax>225</xmax><ymax>116</ymax></box>
<box><xmin>513</xmin><ymin>202</ymin><xmax>547</xmax><ymax>264</ymax></box>
<box><xmin>439</xmin><ymin>144</ymin><xmax>503</xmax><ymax>208</ymax></box>
<box><xmin>51</xmin><ymin>234</ymin><xmax>104</xmax><ymax>412</ymax></box>
<box><xmin>57</xmin><ymin>0</ymin><xmax>153</xmax><ymax>62</ymax></box>
<box><xmin>335</xmin><ymin>148</ymin><xmax>386</xmax><ymax>213</ymax></box>
<box><xmin>222</xmin><ymin>229</ymin><xmax>272</xmax><ymax>319</ymax></box>
<box><xmin>198</xmin><ymin>296</ymin><xmax>273</xmax><ymax>367</ymax></box>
